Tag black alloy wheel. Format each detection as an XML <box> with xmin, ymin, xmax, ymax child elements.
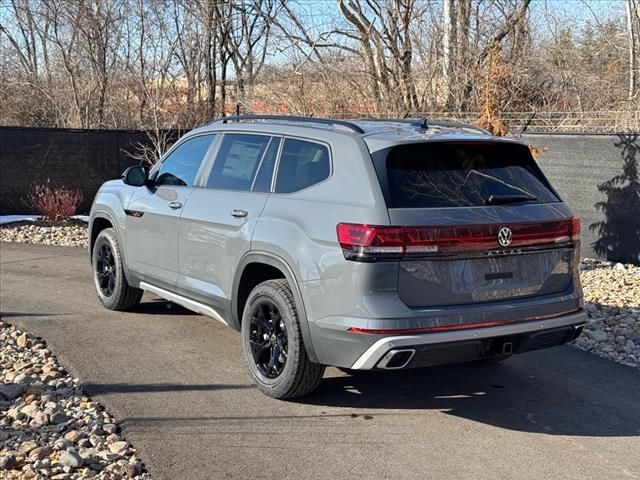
<box><xmin>95</xmin><ymin>242</ymin><xmax>116</xmax><ymax>297</ymax></box>
<box><xmin>248</xmin><ymin>300</ymin><xmax>288</xmax><ymax>378</ymax></box>
<box><xmin>91</xmin><ymin>228</ymin><xmax>142</xmax><ymax>310</ymax></box>
<box><xmin>241</xmin><ymin>279</ymin><xmax>325</xmax><ymax>398</ymax></box>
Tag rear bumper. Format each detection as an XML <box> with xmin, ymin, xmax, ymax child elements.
<box><xmin>348</xmin><ymin>310</ymin><xmax>585</xmax><ymax>369</ymax></box>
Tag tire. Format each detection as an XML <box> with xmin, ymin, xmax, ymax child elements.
<box><xmin>241</xmin><ymin>279</ymin><xmax>325</xmax><ymax>399</ymax></box>
<box><xmin>92</xmin><ymin>228</ymin><xmax>143</xmax><ymax>311</ymax></box>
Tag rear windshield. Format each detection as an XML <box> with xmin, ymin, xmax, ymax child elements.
<box><xmin>383</xmin><ymin>142</ymin><xmax>559</xmax><ymax>208</ymax></box>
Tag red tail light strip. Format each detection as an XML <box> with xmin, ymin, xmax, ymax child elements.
<box><xmin>337</xmin><ymin>217</ymin><xmax>580</xmax><ymax>260</ymax></box>
<box><xmin>347</xmin><ymin>321</ymin><xmax>504</xmax><ymax>335</ymax></box>
<box><xmin>346</xmin><ymin>308</ymin><xmax>581</xmax><ymax>335</ymax></box>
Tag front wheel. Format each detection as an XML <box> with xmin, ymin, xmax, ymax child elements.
<box><xmin>92</xmin><ymin>228</ymin><xmax>143</xmax><ymax>310</ymax></box>
<box><xmin>241</xmin><ymin>279</ymin><xmax>325</xmax><ymax>399</ymax></box>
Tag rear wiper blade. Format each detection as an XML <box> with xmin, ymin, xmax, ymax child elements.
<box><xmin>485</xmin><ymin>194</ymin><xmax>538</xmax><ymax>205</ymax></box>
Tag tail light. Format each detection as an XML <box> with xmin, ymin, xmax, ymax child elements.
<box><xmin>337</xmin><ymin>217</ymin><xmax>580</xmax><ymax>261</ymax></box>
<box><xmin>570</xmin><ymin>216</ymin><xmax>581</xmax><ymax>239</ymax></box>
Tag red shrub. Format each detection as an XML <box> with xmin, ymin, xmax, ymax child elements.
<box><xmin>27</xmin><ymin>184</ymin><xmax>84</xmax><ymax>222</ymax></box>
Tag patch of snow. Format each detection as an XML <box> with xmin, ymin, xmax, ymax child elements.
<box><xmin>0</xmin><ymin>215</ymin><xmax>41</xmax><ymax>225</ymax></box>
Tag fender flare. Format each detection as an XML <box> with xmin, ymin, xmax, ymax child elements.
<box><xmin>231</xmin><ymin>251</ymin><xmax>319</xmax><ymax>363</ymax></box>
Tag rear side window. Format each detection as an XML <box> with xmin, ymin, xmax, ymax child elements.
<box><xmin>383</xmin><ymin>142</ymin><xmax>559</xmax><ymax>208</ymax></box>
<box><xmin>154</xmin><ymin>134</ymin><xmax>215</xmax><ymax>187</ymax></box>
<box><xmin>275</xmin><ymin>139</ymin><xmax>330</xmax><ymax>193</ymax></box>
<box><xmin>207</xmin><ymin>134</ymin><xmax>271</xmax><ymax>191</ymax></box>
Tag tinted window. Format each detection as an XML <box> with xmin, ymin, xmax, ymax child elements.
<box><xmin>154</xmin><ymin>134</ymin><xmax>215</xmax><ymax>187</ymax></box>
<box><xmin>252</xmin><ymin>137</ymin><xmax>281</xmax><ymax>192</ymax></box>
<box><xmin>384</xmin><ymin>142</ymin><xmax>559</xmax><ymax>208</ymax></box>
<box><xmin>207</xmin><ymin>134</ymin><xmax>271</xmax><ymax>191</ymax></box>
<box><xmin>275</xmin><ymin>139</ymin><xmax>330</xmax><ymax>193</ymax></box>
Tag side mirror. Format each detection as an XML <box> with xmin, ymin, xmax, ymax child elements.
<box><xmin>122</xmin><ymin>165</ymin><xmax>149</xmax><ymax>187</ymax></box>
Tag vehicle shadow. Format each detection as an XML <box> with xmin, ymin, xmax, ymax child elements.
<box><xmin>127</xmin><ymin>298</ymin><xmax>197</xmax><ymax>316</ymax></box>
<box><xmin>83</xmin><ymin>382</ymin><xmax>254</xmax><ymax>396</ymax></box>
<box><xmin>0</xmin><ymin>311</ymin><xmax>68</xmax><ymax>318</ymax></box>
<box><xmin>298</xmin><ymin>346</ymin><xmax>640</xmax><ymax>437</ymax></box>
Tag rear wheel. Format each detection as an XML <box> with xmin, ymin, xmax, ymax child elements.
<box><xmin>92</xmin><ymin>228</ymin><xmax>142</xmax><ymax>310</ymax></box>
<box><xmin>241</xmin><ymin>279</ymin><xmax>325</xmax><ymax>399</ymax></box>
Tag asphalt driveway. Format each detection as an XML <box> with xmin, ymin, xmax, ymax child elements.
<box><xmin>1</xmin><ymin>242</ymin><xmax>639</xmax><ymax>480</ymax></box>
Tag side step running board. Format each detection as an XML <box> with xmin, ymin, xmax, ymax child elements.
<box><xmin>139</xmin><ymin>282</ymin><xmax>228</xmax><ymax>326</ymax></box>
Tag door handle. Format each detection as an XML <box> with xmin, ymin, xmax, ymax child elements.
<box><xmin>231</xmin><ymin>209</ymin><xmax>248</xmax><ymax>218</ymax></box>
<box><xmin>168</xmin><ymin>201</ymin><xmax>182</xmax><ymax>209</ymax></box>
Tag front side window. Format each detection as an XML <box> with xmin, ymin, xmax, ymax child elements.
<box><xmin>207</xmin><ymin>134</ymin><xmax>272</xmax><ymax>191</ymax></box>
<box><xmin>154</xmin><ymin>134</ymin><xmax>215</xmax><ymax>187</ymax></box>
<box><xmin>275</xmin><ymin>139</ymin><xmax>330</xmax><ymax>193</ymax></box>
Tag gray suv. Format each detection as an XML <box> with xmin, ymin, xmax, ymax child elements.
<box><xmin>89</xmin><ymin>115</ymin><xmax>586</xmax><ymax>399</ymax></box>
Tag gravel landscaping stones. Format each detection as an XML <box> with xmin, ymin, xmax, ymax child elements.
<box><xmin>572</xmin><ymin>259</ymin><xmax>640</xmax><ymax>368</ymax></box>
<box><xmin>0</xmin><ymin>320</ymin><xmax>152</xmax><ymax>479</ymax></box>
<box><xmin>0</xmin><ymin>221</ymin><xmax>88</xmax><ymax>248</ymax></box>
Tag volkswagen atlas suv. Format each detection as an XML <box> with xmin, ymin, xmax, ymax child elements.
<box><xmin>89</xmin><ymin>115</ymin><xmax>585</xmax><ymax>399</ymax></box>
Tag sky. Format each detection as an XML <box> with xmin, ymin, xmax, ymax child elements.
<box><xmin>287</xmin><ymin>0</ymin><xmax>625</xmax><ymax>41</ymax></box>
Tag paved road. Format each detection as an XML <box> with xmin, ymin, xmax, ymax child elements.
<box><xmin>1</xmin><ymin>242</ymin><xmax>639</xmax><ymax>480</ymax></box>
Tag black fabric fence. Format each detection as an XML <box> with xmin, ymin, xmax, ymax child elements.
<box><xmin>523</xmin><ymin>133</ymin><xmax>639</xmax><ymax>264</ymax></box>
<box><xmin>0</xmin><ymin>127</ymin><xmax>179</xmax><ymax>215</ymax></box>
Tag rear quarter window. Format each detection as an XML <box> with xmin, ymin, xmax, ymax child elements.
<box><xmin>275</xmin><ymin>139</ymin><xmax>330</xmax><ymax>193</ymax></box>
<box><xmin>382</xmin><ymin>142</ymin><xmax>559</xmax><ymax>208</ymax></box>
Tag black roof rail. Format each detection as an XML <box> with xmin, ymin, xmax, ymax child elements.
<box><xmin>357</xmin><ymin>117</ymin><xmax>490</xmax><ymax>135</ymax></box>
<box><xmin>210</xmin><ymin>114</ymin><xmax>365</xmax><ymax>134</ymax></box>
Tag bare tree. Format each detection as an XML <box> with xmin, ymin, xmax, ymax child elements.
<box><xmin>334</xmin><ymin>0</ymin><xmax>422</xmax><ymax>113</ymax></box>
<box><xmin>227</xmin><ymin>0</ymin><xmax>276</xmax><ymax>112</ymax></box>
<box><xmin>75</xmin><ymin>0</ymin><xmax>126</xmax><ymax>127</ymax></box>
<box><xmin>43</xmin><ymin>0</ymin><xmax>85</xmax><ymax>127</ymax></box>
<box><xmin>625</xmin><ymin>0</ymin><xmax>639</xmax><ymax>101</ymax></box>
<box><xmin>442</xmin><ymin>0</ymin><xmax>455</xmax><ymax>105</ymax></box>
<box><xmin>170</xmin><ymin>0</ymin><xmax>205</xmax><ymax>126</ymax></box>
<box><xmin>0</xmin><ymin>0</ymin><xmax>636</xmax><ymax>131</ymax></box>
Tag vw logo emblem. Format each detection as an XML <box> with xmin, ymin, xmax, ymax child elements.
<box><xmin>497</xmin><ymin>227</ymin><xmax>512</xmax><ymax>247</ymax></box>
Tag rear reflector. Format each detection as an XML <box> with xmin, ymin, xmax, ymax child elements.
<box><xmin>347</xmin><ymin>321</ymin><xmax>505</xmax><ymax>335</ymax></box>
<box><xmin>337</xmin><ymin>218</ymin><xmax>579</xmax><ymax>261</ymax></box>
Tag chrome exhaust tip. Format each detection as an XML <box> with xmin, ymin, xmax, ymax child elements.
<box><xmin>377</xmin><ymin>349</ymin><xmax>416</xmax><ymax>369</ymax></box>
